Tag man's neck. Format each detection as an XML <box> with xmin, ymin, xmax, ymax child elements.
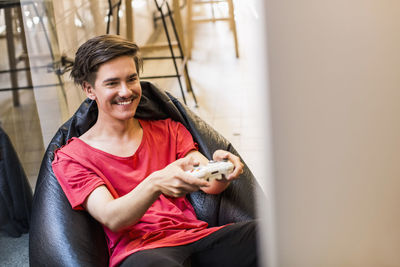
<box><xmin>91</xmin><ymin>117</ymin><xmax>141</xmax><ymax>140</ymax></box>
<box><xmin>79</xmin><ymin>117</ymin><xmax>143</xmax><ymax>157</ymax></box>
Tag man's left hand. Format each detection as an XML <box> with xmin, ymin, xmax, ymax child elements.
<box><xmin>212</xmin><ymin>150</ymin><xmax>244</xmax><ymax>180</ymax></box>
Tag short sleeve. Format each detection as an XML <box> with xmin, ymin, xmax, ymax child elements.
<box><xmin>172</xmin><ymin>120</ymin><xmax>198</xmax><ymax>159</ymax></box>
<box><xmin>52</xmin><ymin>151</ymin><xmax>105</xmax><ymax>210</ymax></box>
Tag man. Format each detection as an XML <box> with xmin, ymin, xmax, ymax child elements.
<box><xmin>52</xmin><ymin>35</ymin><xmax>257</xmax><ymax>267</ymax></box>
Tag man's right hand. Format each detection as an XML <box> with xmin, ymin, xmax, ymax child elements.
<box><xmin>149</xmin><ymin>157</ymin><xmax>209</xmax><ymax>198</ymax></box>
<box><xmin>83</xmin><ymin>156</ymin><xmax>208</xmax><ymax>233</ymax></box>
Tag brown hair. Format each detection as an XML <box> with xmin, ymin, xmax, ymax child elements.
<box><xmin>70</xmin><ymin>34</ymin><xmax>143</xmax><ymax>87</ymax></box>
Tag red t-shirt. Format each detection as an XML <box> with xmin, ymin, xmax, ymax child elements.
<box><xmin>52</xmin><ymin>119</ymin><xmax>224</xmax><ymax>267</ymax></box>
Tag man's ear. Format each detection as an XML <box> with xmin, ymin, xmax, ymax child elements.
<box><xmin>82</xmin><ymin>81</ymin><xmax>96</xmax><ymax>100</ymax></box>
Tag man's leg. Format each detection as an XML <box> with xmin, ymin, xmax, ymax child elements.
<box><xmin>119</xmin><ymin>246</ymin><xmax>192</xmax><ymax>267</ymax></box>
<box><xmin>190</xmin><ymin>220</ymin><xmax>259</xmax><ymax>267</ymax></box>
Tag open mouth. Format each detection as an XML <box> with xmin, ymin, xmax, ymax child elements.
<box><xmin>114</xmin><ymin>95</ymin><xmax>139</xmax><ymax>105</ymax></box>
<box><xmin>116</xmin><ymin>100</ymin><xmax>133</xmax><ymax>105</ymax></box>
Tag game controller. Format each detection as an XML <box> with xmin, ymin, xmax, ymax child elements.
<box><xmin>186</xmin><ymin>160</ymin><xmax>234</xmax><ymax>182</ymax></box>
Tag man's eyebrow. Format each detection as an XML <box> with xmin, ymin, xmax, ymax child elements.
<box><xmin>102</xmin><ymin>77</ymin><xmax>119</xmax><ymax>84</ymax></box>
<box><xmin>128</xmin><ymin>73</ymin><xmax>138</xmax><ymax>78</ymax></box>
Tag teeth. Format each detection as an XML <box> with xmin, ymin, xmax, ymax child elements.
<box><xmin>117</xmin><ymin>100</ymin><xmax>132</xmax><ymax>105</ymax></box>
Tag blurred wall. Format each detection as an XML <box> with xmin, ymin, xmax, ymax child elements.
<box><xmin>265</xmin><ymin>0</ymin><xmax>400</xmax><ymax>266</ymax></box>
<box><xmin>21</xmin><ymin>0</ymin><xmax>155</xmax><ymax>146</ymax></box>
<box><xmin>52</xmin><ymin>0</ymin><xmax>155</xmax><ymax>115</ymax></box>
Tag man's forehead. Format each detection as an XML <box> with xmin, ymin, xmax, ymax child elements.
<box><xmin>97</xmin><ymin>57</ymin><xmax>137</xmax><ymax>76</ymax></box>
<box><xmin>101</xmin><ymin>72</ymin><xmax>137</xmax><ymax>81</ymax></box>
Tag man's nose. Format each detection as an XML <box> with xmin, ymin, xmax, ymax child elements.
<box><xmin>119</xmin><ymin>82</ymin><xmax>132</xmax><ymax>97</ymax></box>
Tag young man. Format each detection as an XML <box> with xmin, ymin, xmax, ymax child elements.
<box><xmin>52</xmin><ymin>35</ymin><xmax>258</xmax><ymax>267</ymax></box>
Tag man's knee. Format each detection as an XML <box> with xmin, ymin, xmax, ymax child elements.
<box><xmin>191</xmin><ymin>220</ymin><xmax>259</xmax><ymax>267</ymax></box>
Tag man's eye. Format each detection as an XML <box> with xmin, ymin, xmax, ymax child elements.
<box><xmin>127</xmin><ymin>77</ymin><xmax>137</xmax><ymax>83</ymax></box>
<box><xmin>106</xmin><ymin>82</ymin><xmax>117</xmax><ymax>87</ymax></box>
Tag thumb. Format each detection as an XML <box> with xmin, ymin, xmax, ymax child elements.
<box><xmin>213</xmin><ymin>150</ymin><xmax>230</xmax><ymax>161</ymax></box>
<box><xmin>176</xmin><ymin>156</ymin><xmax>199</xmax><ymax>171</ymax></box>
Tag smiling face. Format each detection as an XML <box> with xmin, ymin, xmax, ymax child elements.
<box><xmin>83</xmin><ymin>55</ymin><xmax>142</xmax><ymax>123</ymax></box>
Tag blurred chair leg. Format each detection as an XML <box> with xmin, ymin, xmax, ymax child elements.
<box><xmin>168</xmin><ymin>1</ymin><xmax>198</xmax><ymax>105</ymax></box>
<box><xmin>125</xmin><ymin>0</ymin><xmax>134</xmax><ymax>41</ymax></box>
<box><xmin>186</xmin><ymin>0</ymin><xmax>194</xmax><ymax>59</ymax></box>
<box><xmin>16</xmin><ymin>6</ymin><xmax>33</xmax><ymax>89</ymax></box>
<box><xmin>173</xmin><ymin>0</ymin><xmax>192</xmax><ymax>93</ymax></box>
<box><xmin>5</xmin><ymin>7</ymin><xmax>19</xmax><ymax>107</ymax></box>
<box><xmin>141</xmin><ymin>0</ymin><xmax>198</xmax><ymax>106</ymax></box>
<box><xmin>187</xmin><ymin>0</ymin><xmax>239</xmax><ymax>58</ymax></box>
<box><xmin>228</xmin><ymin>0</ymin><xmax>239</xmax><ymax>58</ymax></box>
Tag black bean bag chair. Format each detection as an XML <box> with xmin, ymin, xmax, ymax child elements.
<box><xmin>29</xmin><ymin>81</ymin><xmax>258</xmax><ymax>266</ymax></box>
<box><xmin>0</xmin><ymin>126</ymin><xmax>32</xmax><ymax>237</ymax></box>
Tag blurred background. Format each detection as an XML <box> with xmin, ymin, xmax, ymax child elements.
<box><xmin>266</xmin><ymin>1</ymin><xmax>400</xmax><ymax>266</ymax></box>
<box><xmin>0</xmin><ymin>0</ymin><xmax>270</xmax><ymax>265</ymax></box>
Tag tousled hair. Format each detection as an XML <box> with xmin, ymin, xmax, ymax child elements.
<box><xmin>70</xmin><ymin>34</ymin><xmax>143</xmax><ymax>87</ymax></box>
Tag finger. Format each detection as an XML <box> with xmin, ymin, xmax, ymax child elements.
<box><xmin>169</xmin><ymin>189</ymin><xmax>188</xmax><ymax>198</ymax></box>
<box><xmin>228</xmin><ymin>160</ymin><xmax>244</xmax><ymax>179</ymax></box>
<box><xmin>164</xmin><ymin>177</ymin><xmax>202</xmax><ymax>197</ymax></box>
<box><xmin>212</xmin><ymin>150</ymin><xmax>242</xmax><ymax>180</ymax></box>
<box><xmin>226</xmin><ymin>155</ymin><xmax>244</xmax><ymax>180</ymax></box>
<box><xmin>181</xmin><ymin>172</ymin><xmax>210</xmax><ymax>187</ymax></box>
<box><xmin>179</xmin><ymin>183</ymin><xmax>203</xmax><ymax>193</ymax></box>
<box><xmin>212</xmin><ymin>149</ymin><xmax>230</xmax><ymax>161</ymax></box>
<box><xmin>227</xmin><ymin>163</ymin><xmax>244</xmax><ymax>180</ymax></box>
<box><xmin>173</xmin><ymin>177</ymin><xmax>205</xmax><ymax>193</ymax></box>
<box><xmin>177</xmin><ymin>156</ymin><xmax>200</xmax><ymax>171</ymax></box>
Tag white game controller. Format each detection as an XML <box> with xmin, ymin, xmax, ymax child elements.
<box><xmin>186</xmin><ymin>160</ymin><xmax>234</xmax><ymax>182</ymax></box>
